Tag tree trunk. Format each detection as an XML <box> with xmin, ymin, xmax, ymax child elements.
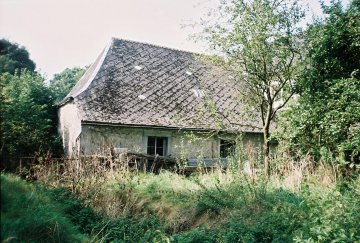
<box><xmin>263</xmin><ymin>104</ymin><xmax>272</xmax><ymax>176</ymax></box>
<box><xmin>263</xmin><ymin>128</ymin><xmax>270</xmax><ymax>176</ymax></box>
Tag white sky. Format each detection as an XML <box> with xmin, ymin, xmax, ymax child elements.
<box><xmin>0</xmin><ymin>0</ymin><xmax>350</xmax><ymax>78</ymax></box>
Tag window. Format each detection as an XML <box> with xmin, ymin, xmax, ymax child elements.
<box><xmin>220</xmin><ymin>139</ymin><xmax>235</xmax><ymax>158</ymax></box>
<box><xmin>147</xmin><ymin>136</ymin><xmax>167</xmax><ymax>156</ymax></box>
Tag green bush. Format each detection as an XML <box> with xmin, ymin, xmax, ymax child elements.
<box><xmin>1</xmin><ymin>70</ymin><xmax>62</xmax><ymax>161</ymax></box>
<box><xmin>294</xmin><ymin>179</ymin><xmax>360</xmax><ymax>242</ymax></box>
<box><xmin>275</xmin><ymin>0</ymin><xmax>360</xmax><ymax>169</ymax></box>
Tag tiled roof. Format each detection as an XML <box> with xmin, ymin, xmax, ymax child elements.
<box><xmin>62</xmin><ymin>38</ymin><xmax>263</xmax><ymax>133</ymax></box>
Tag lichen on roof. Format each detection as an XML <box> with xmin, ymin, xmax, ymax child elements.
<box><xmin>61</xmin><ymin>38</ymin><xmax>262</xmax><ymax>133</ymax></box>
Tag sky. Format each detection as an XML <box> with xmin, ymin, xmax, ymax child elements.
<box><xmin>0</xmin><ymin>0</ymin><xmax>350</xmax><ymax>79</ymax></box>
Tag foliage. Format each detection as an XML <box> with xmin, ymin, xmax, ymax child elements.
<box><xmin>1</xmin><ymin>174</ymin><xmax>85</xmax><ymax>242</ymax></box>
<box><xmin>199</xmin><ymin>0</ymin><xmax>306</xmax><ymax>173</ymax></box>
<box><xmin>294</xmin><ymin>180</ymin><xmax>360</xmax><ymax>242</ymax></box>
<box><xmin>49</xmin><ymin>67</ymin><xmax>85</xmax><ymax>103</ymax></box>
<box><xmin>0</xmin><ymin>70</ymin><xmax>61</xmax><ymax>159</ymax></box>
<box><xmin>188</xmin><ymin>178</ymin><xmax>304</xmax><ymax>242</ymax></box>
<box><xmin>276</xmin><ymin>0</ymin><xmax>360</xmax><ymax>167</ymax></box>
<box><xmin>276</xmin><ymin>77</ymin><xmax>360</xmax><ymax>165</ymax></box>
<box><xmin>302</xmin><ymin>0</ymin><xmax>360</xmax><ymax>87</ymax></box>
<box><xmin>0</xmin><ymin>39</ymin><xmax>36</xmax><ymax>74</ymax></box>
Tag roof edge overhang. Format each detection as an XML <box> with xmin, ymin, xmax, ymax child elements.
<box><xmin>81</xmin><ymin>120</ymin><xmax>262</xmax><ymax>134</ymax></box>
<box><xmin>56</xmin><ymin>97</ymin><xmax>74</xmax><ymax>107</ymax></box>
<box><xmin>72</xmin><ymin>39</ymin><xmax>113</xmax><ymax>98</ymax></box>
<box><xmin>57</xmin><ymin>38</ymin><xmax>114</xmax><ymax>108</ymax></box>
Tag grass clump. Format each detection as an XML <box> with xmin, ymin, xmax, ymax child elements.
<box><xmin>172</xmin><ymin>175</ymin><xmax>360</xmax><ymax>242</ymax></box>
<box><xmin>1</xmin><ymin>174</ymin><xmax>86</xmax><ymax>243</ymax></box>
<box><xmin>1</xmin><ymin>173</ymin><xmax>169</xmax><ymax>243</ymax></box>
<box><xmin>97</xmin><ymin>214</ymin><xmax>166</xmax><ymax>242</ymax></box>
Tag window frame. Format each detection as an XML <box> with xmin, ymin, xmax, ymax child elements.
<box><xmin>147</xmin><ymin>136</ymin><xmax>168</xmax><ymax>156</ymax></box>
<box><xmin>219</xmin><ymin>139</ymin><xmax>235</xmax><ymax>158</ymax></box>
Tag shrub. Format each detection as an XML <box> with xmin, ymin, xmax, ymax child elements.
<box><xmin>294</xmin><ymin>178</ymin><xmax>360</xmax><ymax>242</ymax></box>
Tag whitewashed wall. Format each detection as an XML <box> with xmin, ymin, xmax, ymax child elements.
<box><xmin>78</xmin><ymin>125</ymin><xmax>221</xmax><ymax>158</ymax></box>
<box><xmin>58</xmin><ymin>102</ymin><xmax>82</xmax><ymax>157</ymax></box>
<box><xmin>77</xmin><ymin>125</ymin><xmax>264</xmax><ymax>159</ymax></box>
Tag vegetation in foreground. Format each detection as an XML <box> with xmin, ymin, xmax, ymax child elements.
<box><xmin>1</xmin><ymin>174</ymin><xmax>85</xmax><ymax>242</ymax></box>
<box><xmin>2</xmin><ymin>163</ymin><xmax>360</xmax><ymax>242</ymax></box>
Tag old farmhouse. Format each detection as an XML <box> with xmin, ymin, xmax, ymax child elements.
<box><xmin>58</xmin><ymin>38</ymin><xmax>263</xmax><ymax>167</ymax></box>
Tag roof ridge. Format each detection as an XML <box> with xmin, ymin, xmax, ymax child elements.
<box><xmin>110</xmin><ymin>36</ymin><xmax>204</xmax><ymax>56</ymax></box>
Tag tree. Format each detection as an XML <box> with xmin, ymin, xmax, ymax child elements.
<box><xmin>0</xmin><ymin>39</ymin><xmax>36</xmax><ymax>74</ymax></box>
<box><xmin>301</xmin><ymin>0</ymin><xmax>360</xmax><ymax>89</ymax></box>
<box><xmin>199</xmin><ymin>0</ymin><xmax>305</xmax><ymax>174</ymax></box>
<box><xmin>49</xmin><ymin>67</ymin><xmax>85</xmax><ymax>103</ymax></box>
<box><xmin>0</xmin><ymin>70</ymin><xmax>60</xmax><ymax>160</ymax></box>
<box><xmin>276</xmin><ymin>0</ymin><xmax>360</xmax><ymax>167</ymax></box>
<box><xmin>0</xmin><ymin>40</ymin><xmax>63</xmax><ymax>162</ymax></box>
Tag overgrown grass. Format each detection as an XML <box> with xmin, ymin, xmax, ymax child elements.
<box><xmin>2</xmin><ymin>161</ymin><xmax>360</xmax><ymax>242</ymax></box>
<box><xmin>1</xmin><ymin>174</ymin><xmax>168</xmax><ymax>243</ymax></box>
<box><xmin>62</xmin><ymin>168</ymin><xmax>360</xmax><ymax>242</ymax></box>
<box><xmin>173</xmin><ymin>176</ymin><xmax>360</xmax><ymax>242</ymax></box>
<box><xmin>1</xmin><ymin>174</ymin><xmax>86</xmax><ymax>242</ymax></box>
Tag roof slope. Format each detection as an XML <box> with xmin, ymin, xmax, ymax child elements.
<box><xmin>63</xmin><ymin>38</ymin><xmax>262</xmax><ymax>133</ymax></box>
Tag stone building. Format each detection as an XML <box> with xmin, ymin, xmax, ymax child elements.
<box><xmin>58</xmin><ymin>38</ymin><xmax>263</xmax><ymax>166</ymax></box>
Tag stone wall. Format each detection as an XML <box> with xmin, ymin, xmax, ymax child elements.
<box><xmin>78</xmin><ymin>124</ymin><xmax>263</xmax><ymax>159</ymax></box>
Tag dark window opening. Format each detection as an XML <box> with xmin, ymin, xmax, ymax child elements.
<box><xmin>220</xmin><ymin>139</ymin><xmax>235</xmax><ymax>158</ymax></box>
<box><xmin>147</xmin><ymin>136</ymin><xmax>167</xmax><ymax>156</ymax></box>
